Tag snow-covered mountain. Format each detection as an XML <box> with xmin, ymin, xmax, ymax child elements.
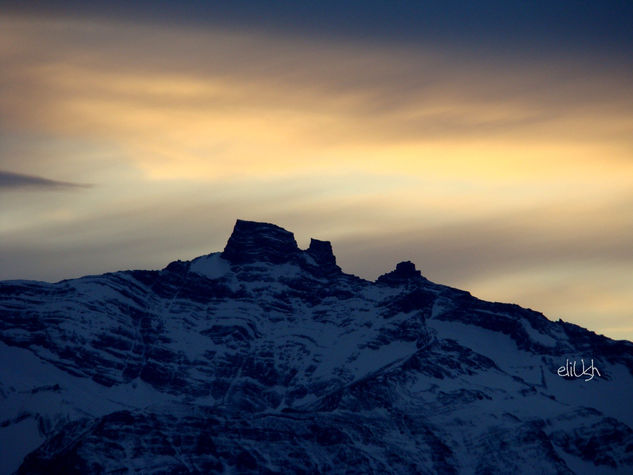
<box><xmin>1</xmin><ymin>219</ymin><xmax>632</xmax><ymax>474</ymax></box>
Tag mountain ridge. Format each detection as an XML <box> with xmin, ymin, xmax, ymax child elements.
<box><xmin>1</xmin><ymin>219</ymin><xmax>632</xmax><ymax>474</ymax></box>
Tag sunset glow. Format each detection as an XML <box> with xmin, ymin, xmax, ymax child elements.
<box><xmin>2</xmin><ymin>4</ymin><xmax>632</xmax><ymax>340</ymax></box>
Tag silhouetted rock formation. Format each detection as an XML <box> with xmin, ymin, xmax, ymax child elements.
<box><xmin>222</xmin><ymin>219</ymin><xmax>299</xmax><ymax>264</ymax></box>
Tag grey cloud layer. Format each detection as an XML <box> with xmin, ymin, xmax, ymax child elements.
<box><xmin>0</xmin><ymin>170</ymin><xmax>90</xmax><ymax>190</ymax></box>
<box><xmin>335</xmin><ymin>198</ymin><xmax>633</xmax><ymax>283</ymax></box>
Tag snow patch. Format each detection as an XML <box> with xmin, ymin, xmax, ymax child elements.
<box><xmin>189</xmin><ymin>253</ymin><xmax>231</xmax><ymax>279</ymax></box>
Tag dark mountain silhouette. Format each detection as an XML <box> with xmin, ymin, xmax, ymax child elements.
<box><xmin>1</xmin><ymin>220</ymin><xmax>632</xmax><ymax>474</ymax></box>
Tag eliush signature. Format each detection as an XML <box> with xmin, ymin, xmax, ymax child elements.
<box><xmin>557</xmin><ymin>358</ymin><xmax>601</xmax><ymax>382</ymax></box>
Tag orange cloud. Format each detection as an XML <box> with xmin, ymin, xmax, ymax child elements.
<box><xmin>2</xmin><ymin>15</ymin><xmax>632</xmax><ymax>183</ymax></box>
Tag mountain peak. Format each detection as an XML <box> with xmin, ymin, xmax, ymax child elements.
<box><xmin>306</xmin><ymin>238</ymin><xmax>340</xmax><ymax>274</ymax></box>
<box><xmin>3</xmin><ymin>220</ymin><xmax>633</xmax><ymax>473</ymax></box>
<box><xmin>221</xmin><ymin>219</ymin><xmax>299</xmax><ymax>264</ymax></box>
<box><xmin>376</xmin><ymin>260</ymin><xmax>424</xmax><ymax>285</ymax></box>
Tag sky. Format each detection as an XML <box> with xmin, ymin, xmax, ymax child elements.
<box><xmin>1</xmin><ymin>1</ymin><xmax>632</xmax><ymax>341</ymax></box>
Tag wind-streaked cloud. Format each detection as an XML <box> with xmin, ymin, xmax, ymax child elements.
<box><xmin>2</xmin><ymin>16</ymin><xmax>632</xmax><ymax>184</ymax></box>
<box><xmin>0</xmin><ymin>170</ymin><xmax>90</xmax><ymax>190</ymax></box>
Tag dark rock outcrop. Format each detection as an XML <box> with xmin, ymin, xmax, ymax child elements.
<box><xmin>377</xmin><ymin>260</ymin><xmax>425</xmax><ymax>285</ymax></box>
<box><xmin>305</xmin><ymin>238</ymin><xmax>341</xmax><ymax>275</ymax></box>
<box><xmin>221</xmin><ymin>219</ymin><xmax>299</xmax><ymax>264</ymax></box>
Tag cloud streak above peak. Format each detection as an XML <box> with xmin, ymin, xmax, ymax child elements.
<box><xmin>0</xmin><ymin>170</ymin><xmax>91</xmax><ymax>191</ymax></box>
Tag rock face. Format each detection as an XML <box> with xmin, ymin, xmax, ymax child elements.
<box><xmin>1</xmin><ymin>220</ymin><xmax>633</xmax><ymax>474</ymax></box>
<box><xmin>306</xmin><ymin>238</ymin><xmax>341</xmax><ymax>276</ymax></box>
<box><xmin>376</xmin><ymin>260</ymin><xmax>424</xmax><ymax>285</ymax></box>
<box><xmin>221</xmin><ymin>219</ymin><xmax>300</xmax><ymax>264</ymax></box>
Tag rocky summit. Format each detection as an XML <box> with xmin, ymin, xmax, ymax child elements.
<box><xmin>1</xmin><ymin>220</ymin><xmax>633</xmax><ymax>474</ymax></box>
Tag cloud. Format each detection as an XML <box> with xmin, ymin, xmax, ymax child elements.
<box><xmin>332</xmin><ymin>195</ymin><xmax>633</xmax><ymax>284</ymax></box>
<box><xmin>1</xmin><ymin>15</ymin><xmax>632</xmax><ymax>185</ymax></box>
<box><xmin>5</xmin><ymin>0</ymin><xmax>633</xmax><ymax>65</ymax></box>
<box><xmin>0</xmin><ymin>170</ymin><xmax>90</xmax><ymax>190</ymax></box>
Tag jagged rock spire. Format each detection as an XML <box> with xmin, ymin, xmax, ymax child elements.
<box><xmin>306</xmin><ymin>238</ymin><xmax>341</xmax><ymax>274</ymax></box>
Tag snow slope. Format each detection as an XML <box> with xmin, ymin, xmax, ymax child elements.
<box><xmin>1</xmin><ymin>219</ymin><xmax>632</xmax><ymax>474</ymax></box>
